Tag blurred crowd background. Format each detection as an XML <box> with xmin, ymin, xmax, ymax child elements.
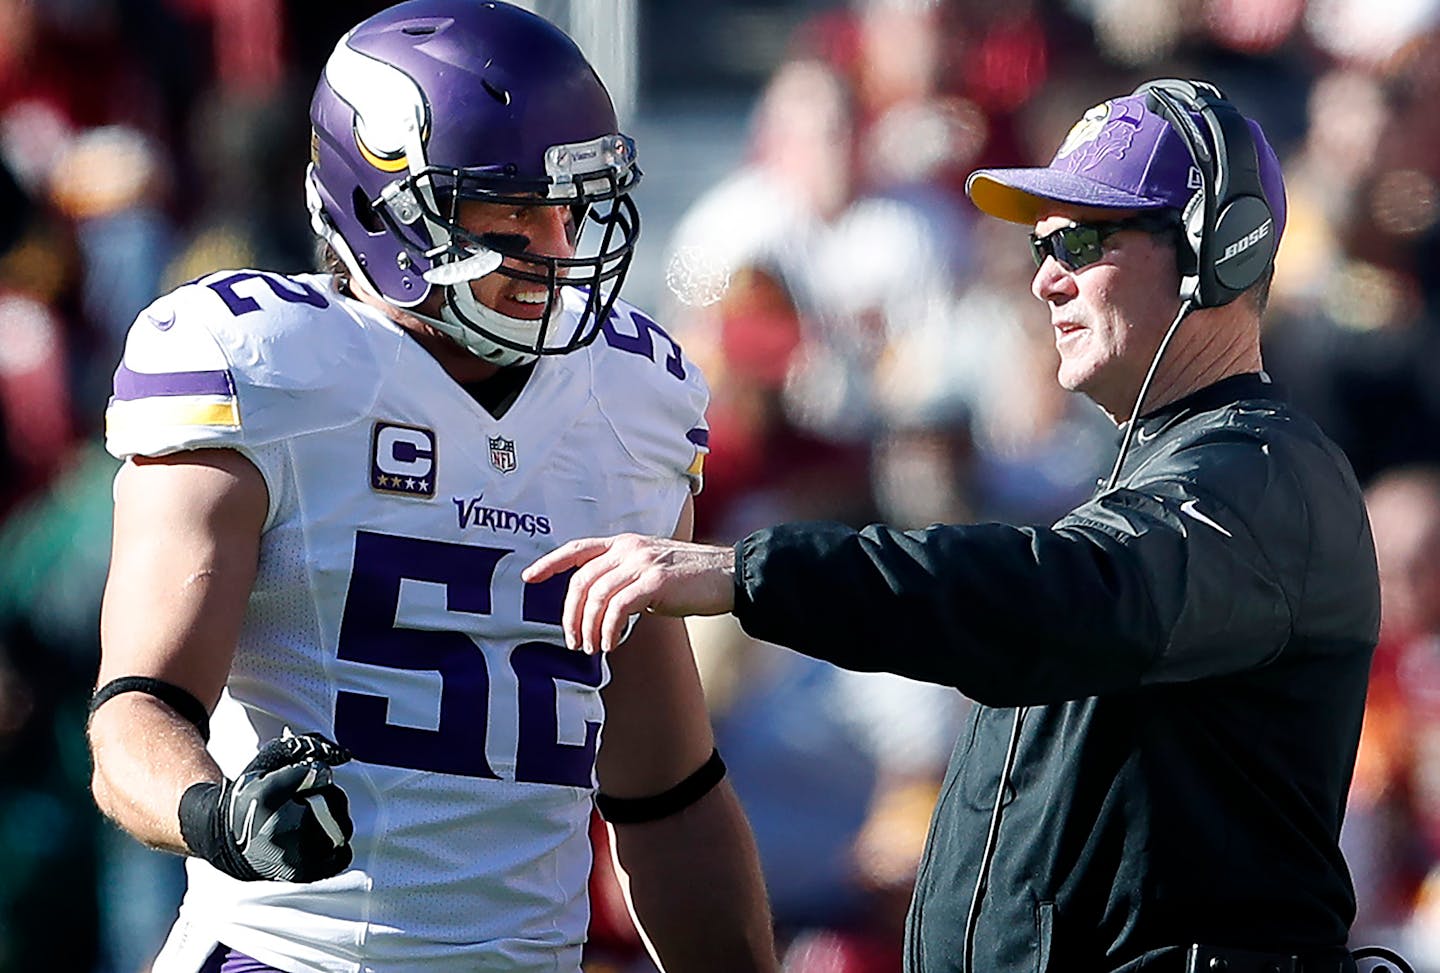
<box><xmin>3</xmin><ymin>0</ymin><xmax>1440</xmax><ymax>970</ymax></box>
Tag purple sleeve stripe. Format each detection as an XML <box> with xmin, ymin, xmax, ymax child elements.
<box><xmin>686</xmin><ymin>427</ymin><xmax>710</xmax><ymax>449</ymax></box>
<box><xmin>113</xmin><ymin>363</ymin><xmax>235</xmax><ymax>401</ymax></box>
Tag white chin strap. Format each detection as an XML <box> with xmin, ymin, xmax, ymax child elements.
<box><xmin>428</xmin><ymin>261</ymin><xmax>570</xmax><ymax>369</ymax></box>
<box><xmin>427</xmin><ymin>298</ymin><xmax>545</xmax><ymax>368</ymax></box>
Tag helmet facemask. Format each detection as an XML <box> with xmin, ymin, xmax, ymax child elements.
<box><xmin>376</xmin><ymin>141</ymin><xmax>640</xmax><ymax>364</ymax></box>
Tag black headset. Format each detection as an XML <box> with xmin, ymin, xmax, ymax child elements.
<box><xmin>1131</xmin><ymin>78</ymin><xmax>1276</xmax><ymax>308</ymax></box>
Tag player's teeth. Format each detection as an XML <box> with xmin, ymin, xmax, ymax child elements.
<box><xmin>514</xmin><ymin>292</ymin><xmax>547</xmax><ymax>303</ymax></box>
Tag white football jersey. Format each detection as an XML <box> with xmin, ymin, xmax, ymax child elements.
<box><xmin>105</xmin><ymin>271</ymin><xmax>709</xmax><ymax>973</ymax></box>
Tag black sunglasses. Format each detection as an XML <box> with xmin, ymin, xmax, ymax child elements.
<box><xmin>1029</xmin><ymin>213</ymin><xmax>1181</xmax><ymax>271</ymax></box>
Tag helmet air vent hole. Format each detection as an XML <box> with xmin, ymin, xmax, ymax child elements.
<box><xmin>352</xmin><ymin>188</ymin><xmax>385</xmax><ymax>234</ymax></box>
<box><xmin>482</xmin><ymin>80</ymin><xmax>511</xmax><ymax>105</ymax></box>
<box><xmin>401</xmin><ymin>24</ymin><xmax>437</xmax><ymax>35</ymax></box>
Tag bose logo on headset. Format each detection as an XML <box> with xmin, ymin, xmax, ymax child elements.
<box><xmin>1217</xmin><ymin>218</ymin><xmax>1272</xmax><ymax>266</ymax></box>
<box><xmin>1134</xmin><ymin>78</ymin><xmax>1277</xmax><ymax>308</ymax></box>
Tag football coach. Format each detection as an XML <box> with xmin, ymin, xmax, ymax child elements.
<box><xmin>527</xmin><ymin>80</ymin><xmax>1380</xmax><ymax>973</ymax></box>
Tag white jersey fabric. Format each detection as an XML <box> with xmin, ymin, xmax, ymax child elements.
<box><xmin>105</xmin><ymin>271</ymin><xmax>709</xmax><ymax>973</ymax></box>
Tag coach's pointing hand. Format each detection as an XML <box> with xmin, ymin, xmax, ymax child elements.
<box><xmin>524</xmin><ymin>535</ymin><xmax>736</xmax><ymax>654</ymax></box>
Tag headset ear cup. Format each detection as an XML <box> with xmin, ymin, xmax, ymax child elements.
<box><xmin>1134</xmin><ymin>77</ymin><xmax>1279</xmax><ymax>308</ymax></box>
<box><xmin>1211</xmin><ymin>194</ymin><xmax>1276</xmax><ymax>298</ymax></box>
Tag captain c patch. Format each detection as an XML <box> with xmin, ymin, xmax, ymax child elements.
<box><xmin>371</xmin><ymin>421</ymin><xmax>436</xmax><ymax>497</ymax></box>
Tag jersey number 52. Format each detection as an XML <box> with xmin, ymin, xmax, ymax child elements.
<box><xmin>333</xmin><ymin>530</ymin><xmax>602</xmax><ymax>787</ymax></box>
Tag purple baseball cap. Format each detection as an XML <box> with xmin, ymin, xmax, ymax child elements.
<box><xmin>966</xmin><ymin>93</ymin><xmax>1286</xmax><ymax>243</ymax></box>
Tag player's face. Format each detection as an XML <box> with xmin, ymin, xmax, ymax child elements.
<box><xmin>1029</xmin><ymin>205</ymin><xmax>1181</xmax><ymax>418</ymax></box>
<box><xmin>457</xmin><ymin>199</ymin><xmax>579</xmax><ymax>320</ymax></box>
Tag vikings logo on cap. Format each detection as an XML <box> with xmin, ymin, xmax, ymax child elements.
<box><xmin>1055</xmin><ymin>100</ymin><xmax>1145</xmax><ymax>176</ymax></box>
<box><xmin>324</xmin><ymin>31</ymin><xmax>432</xmax><ymax>173</ymax></box>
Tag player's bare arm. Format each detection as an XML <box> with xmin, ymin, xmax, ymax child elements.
<box><xmin>523</xmin><ymin>526</ymin><xmax>736</xmax><ymax>655</ymax></box>
<box><xmin>592</xmin><ymin>496</ymin><xmax>777</xmax><ymax>973</ymax></box>
<box><xmin>90</xmin><ymin>449</ymin><xmax>352</xmax><ymax>882</ymax></box>
<box><xmin>90</xmin><ymin>449</ymin><xmax>268</xmax><ymax>851</ymax></box>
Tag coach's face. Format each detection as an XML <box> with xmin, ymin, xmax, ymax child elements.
<box><xmin>1030</xmin><ymin>205</ymin><xmax>1181</xmax><ymax>420</ymax></box>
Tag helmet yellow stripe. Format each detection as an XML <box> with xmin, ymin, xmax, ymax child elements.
<box><xmin>355</xmin><ymin>131</ymin><xmax>409</xmax><ymax>173</ymax></box>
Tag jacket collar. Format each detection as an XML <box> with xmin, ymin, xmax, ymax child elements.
<box><xmin>1119</xmin><ymin>371</ymin><xmax>1278</xmax><ymax>448</ymax></box>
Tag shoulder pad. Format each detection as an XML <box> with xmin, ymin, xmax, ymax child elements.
<box><xmin>105</xmin><ymin>271</ymin><xmax>379</xmax><ymax>460</ymax></box>
<box><xmin>580</xmin><ymin>296</ymin><xmax>710</xmax><ymax>491</ymax></box>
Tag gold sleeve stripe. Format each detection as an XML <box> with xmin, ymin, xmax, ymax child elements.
<box><xmin>105</xmin><ymin>396</ymin><xmax>241</xmax><ymax>436</ymax></box>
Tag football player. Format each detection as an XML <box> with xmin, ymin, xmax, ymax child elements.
<box><xmin>86</xmin><ymin>3</ymin><xmax>776</xmax><ymax>971</ymax></box>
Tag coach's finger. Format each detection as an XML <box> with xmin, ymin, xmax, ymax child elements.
<box><xmin>562</xmin><ymin>545</ymin><xmax>632</xmax><ymax>652</ymax></box>
<box><xmin>523</xmin><ymin>536</ymin><xmax>611</xmax><ymax>583</ymax></box>
<box><xmin>578</xmin><ymin>558</ymin><xmax>642</xmax><ymax>655</ymax></box>
<box><xmin>600</xmin><ymin>577</ymin><xmax>653</xmax><ymax>654</ymax></box>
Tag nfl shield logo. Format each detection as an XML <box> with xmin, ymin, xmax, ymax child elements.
<box><xmin>488</xmin><ymin>436</ymin><xmax>517</xmax><ymax>474</ymax></box>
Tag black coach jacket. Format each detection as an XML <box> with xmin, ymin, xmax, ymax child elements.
<box><xmin>732</xmin><ymin>373</ymin><xmax>1380</xmax><ymax>973</ymax></box>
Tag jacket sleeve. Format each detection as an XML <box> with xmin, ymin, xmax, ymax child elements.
<box><xmin>731</xmin><ymin>431</ymin><xmax>1302</xmax><ymax>707</ymax></box>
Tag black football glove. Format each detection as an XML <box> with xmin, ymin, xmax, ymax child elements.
<box><xmin>179</xmin><ymin>731</ymin><xmax>355</xmax><ymax>882</ymax></box>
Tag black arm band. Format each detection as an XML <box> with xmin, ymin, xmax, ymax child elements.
<box><xmin>595</xmin><ymin>748</ymin><xmax>727</xmax><ymax>824</ymax></box>
<box><xmin>89</xmin><ymin>676</ymin><xmax>211</xmax><ymax>742</ymax></box>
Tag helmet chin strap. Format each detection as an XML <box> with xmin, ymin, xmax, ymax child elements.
<box><xmin>428</xmin><ymin>291</ymin><xmax>543</xmax><ymax>368</ymax></box>
<box><xmin>414</xmin><ymin>251</ymin><xmax>571</xmax><ymax>368</ymax></box>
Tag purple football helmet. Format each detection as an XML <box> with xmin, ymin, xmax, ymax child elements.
<box><xmin>306</xmin><ymin>0</ymin><xmax>641</xmax><ymax>365</ymax></box>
